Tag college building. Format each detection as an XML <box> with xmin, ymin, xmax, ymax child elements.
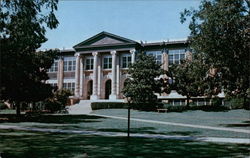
<box><xmin>46</xmin><ymin>31</ymin><xmax>224</xmax><ymax>105</ymax></box>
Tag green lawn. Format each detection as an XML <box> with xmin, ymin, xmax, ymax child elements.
<box><xmin>0</xmin><ymin>109</ymin><xmax>249</xmax><ymax>157</ymax></box>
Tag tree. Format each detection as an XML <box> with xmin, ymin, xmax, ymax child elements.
<box><xmin>123</xmin><ymin>52</ymin><xmax>163</xmax><ymax>103</ymax></box>
<box><xmin>170</xmin><ymin>54</ymin><xmax>220</xmax><ymax>107</ymax></box>
<box><xmin>0</xmin><ymin>0</ymin><xmax>59</xmax><ymax>115</ymax></box>
<box><xmin>181</xmin><ymin>0</ymin><xmax>250</xmax><ymax>107</ymax></box>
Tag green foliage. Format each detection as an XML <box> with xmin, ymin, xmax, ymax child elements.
<box><xmin>91</xmin><ymin>102</ymin><xmax>163</xmax><ymax>111</ymax></box>
<box><xmin>181</xmin><ymin>0</ymin><xmax>250</xmax><ymax>100</ymax></box>
<box><xmin>0</xmin><ymin>0</ymin><xmax>59</xmax><ymax>115</ymax></box>
<box><xmin>170</xmin><ymin>54</ymin><xmax>220</xmax><ymax>107</ymax></box>
<box><xmin>91</xmin><ymin>102</ymin><xmax>126</xmax><ymax>110</ymax></box>
<box><xmin>44</xmin><ymin>89</ymin><xmax>71</xmax><ymax>113</ymax></box>
<box><xmin>163</xmin><ymin>104</ymin><xmax>229</xmax><ymax>112</ymax></box>
<box><xmin>227</xmin><ymin>97</ymin><xmax>250</xmax><ymax>109</ymax></box>
<box><xmin>0</xmin><ymin>101</ymin><xmax>8</xmax><ymax>110</ymax></box>
<box><xmin>123</xmin><ymin>52</ymin><xmax>163</xmax><ymax>103</ymax></box>
<box><xmin>210</xmin><ymin>97</ymin><xmax>222</xmax><ymax>106</ymax></box>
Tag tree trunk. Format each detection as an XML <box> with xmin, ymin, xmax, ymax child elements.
<box><xmin>16</xmin><ymin>102</ymin><xmax>21</xmax><ymax>117</ymax></box>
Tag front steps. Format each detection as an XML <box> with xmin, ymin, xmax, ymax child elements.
<box><xmin>67</xmin><ymin>99</ymin><xmax>125</xmax><ymax>114</ymax></box>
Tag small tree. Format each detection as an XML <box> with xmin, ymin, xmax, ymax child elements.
<box><xmin>123</xmin><ymin>52</ymin><xmax>163</xmax><ymax>103</ymax></box>
<box><xmin>170</xmin><ymin>54</ymin><xmax>220</xmax><ymax>107</ymax></box>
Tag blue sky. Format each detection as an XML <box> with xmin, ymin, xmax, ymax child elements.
<box><xmin>41</xmin><ymin>0</ymin><xmax>201</xmax><ymax>49</ymax></box>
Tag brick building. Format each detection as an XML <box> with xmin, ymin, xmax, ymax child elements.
<box><xmin>47</xmin><ymin>31</ymin><xmax>220</xmax><ymax>105</ymax></box>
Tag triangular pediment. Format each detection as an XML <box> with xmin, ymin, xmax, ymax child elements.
<box><xmin>90</xmin><ymin>37</ymin><xmax>123</xmax><ymax>45</ymax></box>
<box><xmin>74</xmin><ymin>31</ymin><xmax>137</xmax><ymax>48</ymax></box>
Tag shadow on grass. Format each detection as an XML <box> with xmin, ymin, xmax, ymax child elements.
<box><xmin>220</xmin><ymin>120</ymin><xmax>250</xmax><ymax>127</ymax></box>
<box><xmin>0</xmin><ymin>129</ymin><xmax>249</xmax><ymax>158</ymax></box>
<box><xmin>0</xmin><ymin>114</ymin><xmax>104</xmax><ymax>124</ymax></box>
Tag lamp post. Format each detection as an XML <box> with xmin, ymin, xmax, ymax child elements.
<box><xmin>127</xmin><ymin>96</ymin><xmax>131</xmax><ymax>138</ymax></box>
<box><xmin>124</xmin><ymin>93</ymin><xmax>132</xmax><ymax>138</ymax></box>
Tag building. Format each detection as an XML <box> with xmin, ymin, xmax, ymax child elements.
<box><xmin>47</xmin><ymin>31</ymin><xmax>204</xmax><ymax>104</ymax></box>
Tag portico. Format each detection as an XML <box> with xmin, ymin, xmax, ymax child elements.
<box><xmin>73</xmin><ymin>31</ymin><xmax>138</xmax><ymax>100</ymax></box>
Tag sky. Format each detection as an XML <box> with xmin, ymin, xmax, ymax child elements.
<box><xmin>41</xmin><ymin>0</ymin><xmax>201</xmax><ymax>49</ymax></box>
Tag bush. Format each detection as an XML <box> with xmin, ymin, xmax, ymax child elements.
<box><xmin>163</xmin><ymin>104</ymin><xmax>229</xmax><ymax>112</ymax></box>
<box><xmin>228</xmin><ymin>97</ymin><xmax>249</xmax><ymax>109</ymax></box>
<box><xmin>91</xmin><ymin>102</ymin><xmax>127</xmax><ymax>110</ymax></box>
<box><xmin>44</xmin><ymin>89</ymin><xmax>71</xmax><ymax>113</ymax></box>
<box><xmin>210</xmin><ymin>97</ymin><xmax>222</xmax><ymax>106</ymax></box>
<box><xmin>0</xmin><ymin>101</ymin><xmax>8</xmax><ymax>110</ymax></box>
<box><xmin>91</xmin><ymin>102</ymin><xmax>163</xmax><ymax>111</ymax></box>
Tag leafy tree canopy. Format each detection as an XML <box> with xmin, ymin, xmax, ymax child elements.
<box><xmin>170</xmin><ymin>53</ymin><xmax>220</xmax><ymax>107</ymax></box>
<box><xmin>180</xmin><ymin>0</ymin><xmax>250</xmax><ymax>100</ymax></box>
<box><xmin>0</xmin><ymin>0</ymin><xmax>59</xmax><ymax>115</ymax></box>
<box><xmin>123</xmin><ymin>52</ymin><xmax>163</xmax><ymax>103</ymax></box>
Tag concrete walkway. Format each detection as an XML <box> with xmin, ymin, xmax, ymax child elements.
<box><xmin>67</xmin><ymin>100</ymin><xmax>93</xmax><ymax>114</ymax></box>
<box><xmin>88</xmin><ymin>114</ymin><xmax>250</xmax><ymax>134</ymax></box>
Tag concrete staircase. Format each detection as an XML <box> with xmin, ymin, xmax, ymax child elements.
<box><xmin>67</xmin><ymin>100</ymin><xmax>92</xmax><ymax>115</ymax></box>
<box><xmin>67</xmin><ymin>99</ymin><xmax>124</xmax><ymax>115</ymax></box>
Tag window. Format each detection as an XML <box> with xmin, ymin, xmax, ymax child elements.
<box><xmin>85</xmin><ymin>58</ymin><xmax>94</xmax><ymax>70</ymax></box>
<box><xmin>48</xmin><ymin>61</ymin><xmax>58</xmax><ymax>72</ymax></box>
<box><xmin>168</xmin><ymin>49</ymin><xmax>186</xmax><ymax>65</ymax></box>
<box><xmin>146</xmin><ymin>51</ymin><xmax>162</xmax><ymax>64</ymax></box>
<box><xmin>64</xmin><ymin>57</ymin><xmax>76</xmax><ymax>72</ymax></box>
<box><xmin>63</xmin><ymin>82</ymin><xmax>75</xmax><ymax>94</ymax></box>
<box><xmin>103</xmin><ymin>56</ymin><xmax>112</xmax><ymax>69</ymax></box>
<box><xmin>121</xmin><ymin>54</ymin><xmax>131</xmax><ymax>68</ymax></box>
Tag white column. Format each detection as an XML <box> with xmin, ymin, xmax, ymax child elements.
<box><xmin>97</xmin><ymin>57</ymin><xmax>102</xmax><ymax>97</ymax></box>
<box><xmin>74</xmin><ymin>53</ymin><xmax>80</xmax><ymax>98</ymax></box>
<box><xmin>90</xmin><ymin>52</ymin><xmax>98</xmax><ymax>100</ymax></box>
<box><xmin>79</xmin><ymin>57</ymin><xmax>83</xmax><ymax>97</ymax></box>
<box><xmin>109</xmin><ymin>50</ymin><xmax>117</xmax><ymax>100</ymax></box>
<box><xmin>116</xmin><ymin>54</ymin><xmax>120</xmax><ymax>97</ymax></box>
<box><xmin>57</xmin><ymin>57</ymin><xmax>64</xmax><ymax>90</ymax></box>
<box><xmin>130</xmin><ymin>49</ymin><xmax>136</xmax><ymax>63</ymax></box>
<box><xmin>162</xmin><ymin>50</ymin><xmax>168</xmax><ymax>71</ymax></box>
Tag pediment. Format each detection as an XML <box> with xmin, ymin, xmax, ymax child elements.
<box><xmin>74</xmin><ymin>31</ymin><xmax>137</xmax><ymax>48</ymax></box>
<box><xmin>91</xmin><ymin>37</ymin><xmax>123</xmax><ymax>45</ymax></box>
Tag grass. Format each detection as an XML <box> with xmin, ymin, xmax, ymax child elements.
<box><xmin>0</xmin><ymin>129</ymin><xmax>249</xmax><ymax>158</ymax></box>
<box><xmin>0</xmin><ymin>109</ymin><xmax>249</xmax><ymax>157</ymax></box>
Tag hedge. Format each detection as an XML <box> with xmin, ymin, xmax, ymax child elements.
<box><xmin>91</xmin><ymin>102</ymin><xmax>163</xmax><ymax>111</ymax></box>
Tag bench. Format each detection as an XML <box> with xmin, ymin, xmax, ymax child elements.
<box><xmin>157</xmin><ymin>109</ymin><xmax>168</xmax><ymax>113</ymax></box>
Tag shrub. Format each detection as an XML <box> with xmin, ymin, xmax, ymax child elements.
<box><xmin>91</xmin><ymin>102</ymin><xmax>126</xmax><ymax>110</ymax></box>
<box><xmin>91</xmin><ymin>102</ymin><xmax>163</xmax><ymax>111</ymax></box>
<box><xmin>163</xmin><ymin>104</ymin><xmax>229</xmax><ymax>112</ymax></box>
<box><xmin>0</xmin><ymin>101</ymin><xmax>8</xmax><ymax>110</ymax></box>
<box><xmin>210</xmin><ymin>97</ymin><xmax>222</xmax><ymax>106</ymax></box>
<box><xmin>44</xmin><ymin>89</ymin><xmax>71</xmax><ymax>113</ymax></box>
<box><xmin>228</xmin><ymin>97</ymin><xmax>249</xmax><ymax>109</ymax></box>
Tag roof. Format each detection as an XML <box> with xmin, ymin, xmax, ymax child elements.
<box><xmin>73</xmin><ymin>31</ymin><xmax>138</xmax><ymax>49</ymax></box>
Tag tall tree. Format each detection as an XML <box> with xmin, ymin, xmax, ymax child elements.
<box><xmin>181</xmin><ymin>0</ymin><xmax>250</xmax><ymax>106</ymax></box>
<box><xmin>170</xmin><ymin>53</ymin><xmax>220</xmax><ymax>107</ymax></box>
<box><xmin>123</xmin><ymin>52</ymin><xmax>163</xmax><ymax>103</ymax></box>
<box><xmin>0</xmin><ymin>0</ymin><xmax>59</xmax><ymax>115</ymax></box>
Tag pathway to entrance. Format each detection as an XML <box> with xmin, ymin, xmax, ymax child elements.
<box><xmin>67</xmin><ymin>99</ymin><xmax>124</xmax><ymax>114</ymax></box>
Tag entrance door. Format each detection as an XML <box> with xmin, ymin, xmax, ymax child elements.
<box><xmin>87</xmin><ymin>80</ymin><xmax>93</xmax><ymax>99</ymax></box>
<box><xmin>105</xmin><ymin>80</ymin><xmax>111</xmax><ymax>99</ymax></box>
